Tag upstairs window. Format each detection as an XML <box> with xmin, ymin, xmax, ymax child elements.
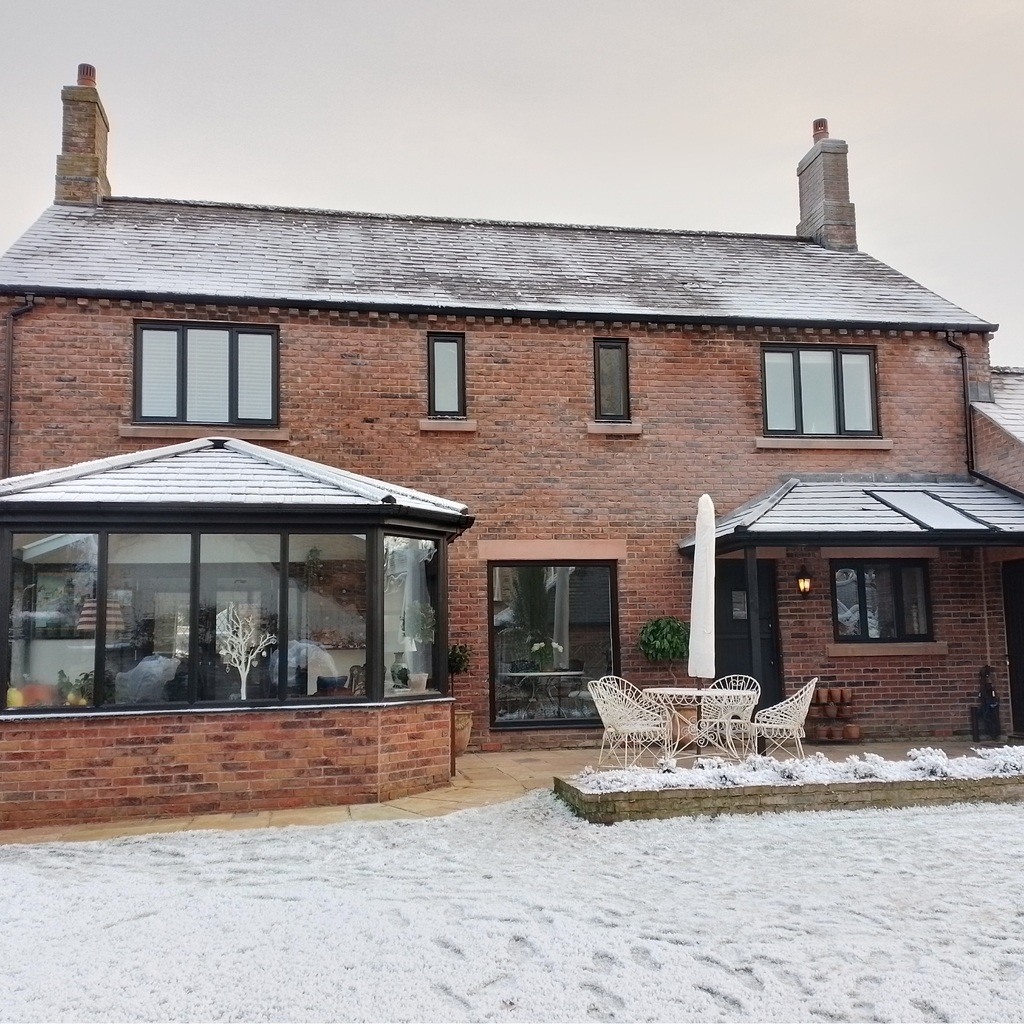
<box><xmin>135</xmin><ymin>323</ymin><xmax>277</xmax><ymax>425</ymax></box>
<box><xmin>763</xmin><ymin>346</ymin><xmax>876</xmax><ymax>435</ymax></box>
<box><xmin>428</xmin><ymin>332</ymin><xmax>466</xmax><ymax>417</ymax></box>
<box><xmin>832</xmin><ymin>561</ymin><xmax>931</xmax><ymax>641</ymax></box>
<box><xmin>594</xmin><ymin>339</ymin><xmax>630</xmax><ymax>421</ymax></box>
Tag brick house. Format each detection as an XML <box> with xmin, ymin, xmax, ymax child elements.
<box><xmin>2</xmin><ymin>66</ymin><xmax>1023</xmax><ymax>827</ymax></box>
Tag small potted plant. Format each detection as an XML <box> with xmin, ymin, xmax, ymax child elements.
<box><xmin>638</xmin><ymin>616</ymin><xmax>690</xmax><ymax>684</ymax></box>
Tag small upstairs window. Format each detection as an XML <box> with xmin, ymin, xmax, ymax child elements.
<box><xmin>594</xmin><ymin>339</ymin><xmax>630</xmax><ymax>421</ymax></box>
<box><xmin>763</xmin><ymin>346</ymin><xmax>877</xmax><ymax>436</ymax></box>
<box><xmin>428</xmin><ymin>333</ymin><xmax>466</xmax><ymax>417</ymax></box>
<box><xmin>135</xmin><ymin>323</ymin><xmax>277</xmax><ymax>425</ymax></box>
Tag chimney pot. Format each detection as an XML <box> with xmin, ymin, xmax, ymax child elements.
<box><xmin>796</xmin><ymin>119</ymin><xmax>857</xmax><ymax>251</ymax></box>
<box><xmin>812</xmin><ymin>118</ymin><xmax>829</xmax><ymax>143</ymax></box>
<box><xmin>77</xmin><ymin>63</ymin><xmax>97</xmax><ymax>87</ymax></box>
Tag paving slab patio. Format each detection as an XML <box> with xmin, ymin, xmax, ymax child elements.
<box><xmin>0</xmin><ymin>738</ymin><xmax>1008</xmax><ymax>845</ymax></box>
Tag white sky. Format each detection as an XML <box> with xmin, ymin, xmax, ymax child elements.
<box><xmin>2</xmin><ymin>0</ymin><xmax>1022</xmax><ymax>364</ymax></box>
<box><xmin>2</xmin><ymin>783</ymin><xmax>1024</xmax><ymax>1021</ymax></box>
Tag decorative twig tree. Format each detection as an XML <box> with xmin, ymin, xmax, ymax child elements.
<box><xmin>217</xmin><ymin>603</ymin><xmax>276</xmax><ymax>700</ymax></box>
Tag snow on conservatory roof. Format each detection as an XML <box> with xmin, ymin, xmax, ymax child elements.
<box><xmin>0</xmin><ymin>437</ymin><xmax>471</xmax><ymax>519</ymax></box>
<box><xmin>0</xmin><ymin>198</ymin><xmax>994</xmax><ymax>330</ymax></box>
<box><xmin>679</xmin><ymin>476</ymin><xmax>1024</xmax><ymax>553</ymax></box>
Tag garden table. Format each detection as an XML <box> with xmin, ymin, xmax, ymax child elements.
<box><xmin>644</xmin><ymin>687</ymin><xmax>756</xmax><ymax>760</ymax></box>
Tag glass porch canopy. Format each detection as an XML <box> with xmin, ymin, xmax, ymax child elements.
<box><xmin>0</xmin><ymin>438</ymin><xmax>473</xmax><ymax>712</ymax></box>
<box><xmin>678</xmin><ymin>477</ymin><xmax>1024</xmax><ymax>554</ymax></box>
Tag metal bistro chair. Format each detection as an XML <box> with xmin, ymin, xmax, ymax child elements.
<box><xmin>747</xmin><ymin>677</ymin><xmax>818</xmax><ymax>759</ymax></box>
<box><xmin>588</xmin><ymin>675</ymin><xmax>671</xmax><ymax>769</ymax></box>
<box><xmin>699</xmin><ymin>674</ymin><xmax>761</xmax><ymax>758</ymax></box>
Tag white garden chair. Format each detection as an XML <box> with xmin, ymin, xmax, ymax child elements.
<box><xmin>588</xmin><ymin>675</ymin><xmax>671</xmax><ymax>768</ymax></box>
<box><xmin>746</xmin><ymin>677</ymin><xmax>818</xmax><ymax>758</ymax></box>
<box><xmin>698</xmin><ymin>675</ymin><xmax>761</xmax><ymax>758</ymax></box>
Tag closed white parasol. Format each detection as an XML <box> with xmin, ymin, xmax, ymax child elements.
<box><xmin>687</xmin><ymin>493</ymin><xmax>716</xmax><ymax>680</ymax></box>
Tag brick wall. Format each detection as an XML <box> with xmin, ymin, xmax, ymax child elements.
<box><xmin>0</xmin><ymin>295</ymin><xmax>1001</xmax><ymax>749</ymax></box>
<box><xmin>0</xmin><ymin>702</ymin><xmax>451</xmax><ymax>829</ymax></box>
<box><xmin>973</xmin><ymin>406</ymin><xmax>1024</xmax><ymax>492</ymax></box>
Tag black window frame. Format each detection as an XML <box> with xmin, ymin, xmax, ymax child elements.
<box><xmin>762</xmin><ymin>345</ymin><xmax>878</xmax><ymax>437</ymax></box>
<box><xmin>133</xmin><ymin>321</ymin><xmax>279</xmax><ymax>426</ymax></box>
<box><xmin>487</xmin><ymin>559</ymin><xmax>619</xmax><ymax>730</ymax></box>
<box><xmin>593</xmin><ymin>338</ymin><xmax>631</xmax><ymax>422</ymax></box>
<box><xmin>427</xmin><ymin>332</ymin><xmax>467</xmax><ymax>418</ymax></box>
<box><xmin>829</xmin><ymin>559</ymin><xmax>933</xmax><ymax>643</ymax></box>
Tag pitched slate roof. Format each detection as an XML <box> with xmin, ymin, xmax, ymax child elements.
<box><xmin>0</xmin><ymin>437</ymin><xmax>471</xmax><ymax>519</ymax></box>
<box><xmin>679</xmin><ymin>477</ymin><xmax>1024</xmax><ymax>552</ymax></box>
<box><xmin>973</xmin><ymin>367</ymin><xmax>1024</xmax><ymax>443</ymax></box>
<box><xmin>0</xmin><ymin>198</ymin><xmax>992</xmax><ymax>329</ymax></box>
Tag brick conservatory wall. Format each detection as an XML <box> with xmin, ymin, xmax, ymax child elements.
<box><xmin>0</xmin><ymin>702</ymin><xmax>451</xmax><ymax>830</ymax></box>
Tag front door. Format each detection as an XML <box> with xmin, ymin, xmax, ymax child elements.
<box><xmin>715</xmin><ymin>559</ymin><xmax>781</xmax><ymax>708</ymax></box>
<box><xmin>1001</xmin><ymin>560</ymin><xmax>1024</xmax><ymax>734</ymax></box>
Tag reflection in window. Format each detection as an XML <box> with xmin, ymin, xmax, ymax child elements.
<box><xmin>490</xmin><ymin>563</ymin><xmax>615</xmax><ymax>726</ymax></box>
<box><xmin>384</xmin><ymin>536</ymin><xmax>439</xmax><ymax>696</ymax></box>
<box><xmin>833</xmin><ymin>562</ymin><xmax>930</xmax><ymax>641</ymax></box>
<box><xmin>7</xmin><ymin>533</ymin><xmax>99</xmax><ymax>708</ymax></box>
<box><xmin>286</xmin><ymin>534</ymin><xmax>368</xmax><ymax>699</ymax></box>
<box><xmin>106</xmin><ymin>533</ymin><xmax>191</xmax><ymax>705</ymax></box>
<box><xmin>198</xmin><ymin>534</ymin><xmax>280</xmax><ymax>701</ymax></box>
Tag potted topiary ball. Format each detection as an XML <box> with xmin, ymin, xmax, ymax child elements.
<box><xmin>449</xmin><ymin>643</ymin><xmax>474</xmax><ymax>756</ymax></box>
<box><xmin>638</xmin><ymin>616</ymin><xmax>691</xmax><ymax>684</ymax></box>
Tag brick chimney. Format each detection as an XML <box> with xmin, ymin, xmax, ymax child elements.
<box><xmin>796</xmin><ymin>118</ymin><xmax>857</xmax><ymax>251</ymax></box>
<box><xmin>55</xmin><ymin>63</ymin><xmax>111</xmax><ymax>205</ymax></box>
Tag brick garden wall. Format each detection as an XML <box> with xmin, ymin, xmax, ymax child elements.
<box><xmin>0</xmin><ymin>294</ymin><xmax>1003</xmax><ymax>750</ymax></box>
<box><xmin>0</xmin><ymin>701</ymin><xmax>452</xmax><ymax>829</ymax></box>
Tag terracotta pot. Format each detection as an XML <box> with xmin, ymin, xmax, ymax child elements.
<box><xmin>813</xmin><ymin>724</ymin><xmax>829</xmax><ymax>741</ymax></box>
<box><xmin>825</xmin><ymin>702</ymin><xmax>838</xmax><ymax>718</ymax></box>
<box><xmin>840</xmin><ymin>687</ymin><xmax>854</xmax><ymax>704</ymax></box>
<box><xmin>816</xmin><ymin>687</ymin><xmax>830</xmax><ymax>705</ymax></box>
<box><xmin>837</xmin><ymin>704</ymin><xmax>851</xmax><ymax>718</ymax></box>
<box><xmin>453</xmin><ymin>710</ymin><xmax>474</xmax><ymax>756</ymax></box>
<box><xmin>828</xmin><ymin>687</ymin><xmax>843</xmax><ymax>703</ymax></box>
<box><xmin>842</xmin><ymin>724</ymin><xmax>862</xmax><ymax>741</ymax></box>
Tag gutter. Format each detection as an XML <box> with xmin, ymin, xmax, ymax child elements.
<box><xmin>3</xmin><ymin>294</ymin><xmax>34</xmax><ymax>479</ymax></box>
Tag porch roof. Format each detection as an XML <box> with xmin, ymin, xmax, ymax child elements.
<box><xmin>0</xmin><ymin>437</ymin><xmax>472</xmax><ymax>526</ymax></box>
<box><xmin>679</xmin><ymin>476</ymin><xmax>1024</xmax><ymax>553</ymax></box>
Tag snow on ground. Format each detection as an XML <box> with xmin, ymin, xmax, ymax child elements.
<box><xmin>572</xmin><ymin>745</ymin><xmax>1024</xmax><ymax>792</ymax></box>
<box><xmin>3</xmin><ymin>783</ymin><xmax>1024</xmax><ymax>1023</ymax></box>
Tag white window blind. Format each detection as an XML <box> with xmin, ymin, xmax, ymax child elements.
<box><xmin>139</xmin><ymin>329</ymin><xmax>179</xmax><ymax>418</ymax></box>
<box><xmin>237</xmin><ymin>333</ymin><xmax>274</xmax><ymax>420</ymax></box>
<box><xmin>186</xmin><ymin>329</ymin><xmax>230</xmax><ymax>423</ymax></box>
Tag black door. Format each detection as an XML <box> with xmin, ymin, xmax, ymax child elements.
<box><xmin>1001</xmin><ymin>560</ymin><xmax>1024</xmax><ymax>734</ymax></box>
<box><xmin>715</xmin><ymin>559</ymin><xmax>781</xmax><ymax>708</ymax></box>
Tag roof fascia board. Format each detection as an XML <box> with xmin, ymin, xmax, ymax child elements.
<box><xmin>712</xmin><ymin>530</ymin><xmax>1024</xmax><ymax>553</ymax></box>
<box><xmin>0</xmin><ymin>286</ymin><xmax>996</xmax><ymax>334</ymax></box>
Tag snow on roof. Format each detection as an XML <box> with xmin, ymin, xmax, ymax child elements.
<box><xmin>0</xmin><ymin>437</ymin><xmax>470</xmax><ymax>517</ymax></box>
<box><xmin>679</xmin><ymin>476</ymin><xmax>1024</xmax><ymax>550</ymax></box>
<box><xmin>974</xmin><ymin>366</ymin><xmax>1024</xmax><ymax>444</ymax></box>
<box><xmin>0</xmin><ymin>198</ymin><xmax>993</xmax><ymax>329</ymax></box>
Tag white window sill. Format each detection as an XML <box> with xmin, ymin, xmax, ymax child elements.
<box><xmin>757</xmin><ymin>436</ymin><xmax>893</xmax><ymax>450</ymax></box>
<box><xmin>121</xmin><ymin>424</ymin><xmax>290</xmax><ymax>441</ymax></box>
<box><xmin>587</xmin><ymin>421</ymin><xmax>643</xmax><ymax>435</ymax></box>
<box><xmin>826</xmin><ymin>641</ymin><xmax>948</xmax><ymax>658</ymax></box>
<box><xmin>418</xmin><ymin>419</ymin><xmax>478</xmax><ymax>433</ymax></box>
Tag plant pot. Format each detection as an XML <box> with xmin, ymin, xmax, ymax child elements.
<box><xmin>828</xmin><ymin>687</ymin><xmax>842</xmax><ymax>703</ymax></box>
<box><xmin>453</xmin><ymin>710</ymin><xmax>474</xmax><ymax>756</ymax></box>
<box><xmin>408</xmin><ymin>672</ymin><xmax>429</xmax><ymax>692</ymax></box>
<box><xmin>842</xmin><ymin>724</ymin><xmax>862</xmax><ymax>741</ymax></box>
<box><xmin>824</xmin><ymin>702</ymin><xmax>838</xmax><ymax>718</ymax></box>
<box><xmin>813</xmin><ymin>723</ymin><xmax>829</xmax><ymax>741</ymax></box>
<box><xmin>840</xmin><ymin>687</ymin><xmax>853</xmax><ymax>704</ymax></box>
<box><xmin>816</xmin><ymin>687</ymin><xmax>830</xmax><ymax>705</ymax></box>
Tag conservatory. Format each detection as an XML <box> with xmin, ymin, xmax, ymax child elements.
<box><xmin>0</xmin><ymin>438</ymin><xmax>473</xmax><ymax>829</ymax></box>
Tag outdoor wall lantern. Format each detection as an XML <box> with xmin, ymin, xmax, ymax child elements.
<box><xmin>796</xmin><ymin>567</ymin><xmax>812</xmax><ymax>596</ymax></box>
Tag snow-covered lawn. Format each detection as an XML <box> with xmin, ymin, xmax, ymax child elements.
<box><xmin>2</xmin><ymin>781</ymin><xmax>1024</xmax><ymax>1022</ymax></box>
